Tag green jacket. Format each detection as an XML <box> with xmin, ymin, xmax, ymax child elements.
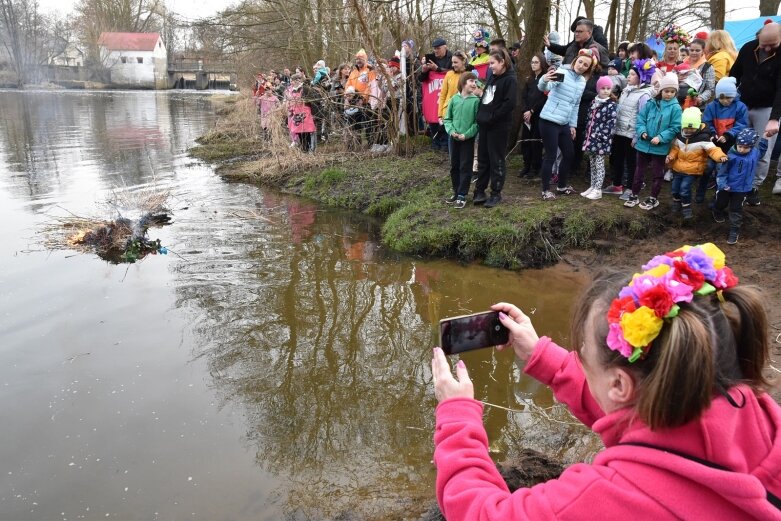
<box><xmin>444</xmin><ymin>93</ymin><xmax>480</xmax><ymax>139</ymax></box>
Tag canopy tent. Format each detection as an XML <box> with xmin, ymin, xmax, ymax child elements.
<box><xmin>724</xmin><ymin>16</ymin><xmax>781</xmax><ymax>49</ymax></box>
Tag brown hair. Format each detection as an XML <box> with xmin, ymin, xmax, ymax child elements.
<box><xmin>488</xmin><ymin>49</ymin><xmax>512</xmax><ymax>72</ymax></box>
<box><xmin>529</xmin><ymin>52</ymin><xmax>549</xmax><ymax>81</ymax></box>
<box><xmin>571</xmin><ymin>270</ymin><xmax>771</xmax><ymax>430</ymax></box>
<box><xmin>457</xmin><ymin>71</ymin><xmax>477</xmax><ymax>91</ymax></box>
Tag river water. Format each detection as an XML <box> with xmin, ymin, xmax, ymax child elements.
<box><xmin>0</xmin><ymin>90</ymin><xmax>594</xmax><ymax>520</ymax></box>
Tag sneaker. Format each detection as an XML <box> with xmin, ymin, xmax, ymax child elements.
<box><xmin>664</xmin><ymin>170</ymin><xmax>673</xmax><ymax>182</ymax></box>
<box><xmin>727</xmin><ymin>229</ymin><xmax>739</xmax><ymax>245</ymax></box>
<box><xmin>519</xmin><ymin>166</ymin><xmax>531</xmax><ymax>178</ymax></box>
<box><xmin>542</xmin><ymin>191</ymin><xmax>557</xmax><ymax>201</ymax></box>
<box><xmin>524</xmin><ymin>170</ymin><xmax>540</xmax><ymax>179</ymax></box>
<box><xmin>483</xmin><ymin>193</ymin><xmax>502</xmax><ymax>208</ymax></box>
<box><xmin>682</xmin><ymin>204</ymin><xmax>693</xmax><ymax>220</ymax></box>
<box><xmin>580</xmin><ymin>187</ymin><xmax>594</xmax><ymax>197</ymax></box>
<box><xmin>602</xmin><ymin>185</ymin><xmax>623</xmax><ymax>195</ymax></box>
<box><xmin>445</xmin><ymin>195</ymin><xmax>457</xmax><ymax>204</ymax></box>
<box><xmin>746</xmin><ymin>187</ymin><xmax>760</xmax><ymax>206</ymax></box>
<box><xmin>639</xmin><ymin>197</ymin><xmax>660</xmax><ymax>210</ymax></box>
<box><xmin>712</xmin><ymin>209</ymin><xmax>726</xmax><ymax>223</ymax></box>
<box><xmin>619</xmin><ymin>189</ymin><xmax>633</xmax><ymax>201</ymax></box>
<box><xmin>454</xmin><ymin>198</ymin><xmax>466</xmax><ymax>209</ymax></box>
<box><xmin>671</xmin><ymin>199</ymin><xmax>681</xmax><ymax>213</ymax></box>
<box><xmin>773</xmin><ymin>178</ymin><xmax>781</xmax><ymax>195</ymax></box>
<box><xmin>624</xmin><ymin>195</ymin><xmax>640</xmax><ymax>207</ymax></box>
<box><xmin>471</xmin><ymin>173</ymin><xmax>478</xmax><ymax>184</ymax></box>
<box><xmin>289</xmin><ymin>141</ymin><xmax>298</xmax><ymax>148</ymax></box>
<box><xmin>473</xmin><ymin>191</ymin><xmax>487</xmax><ymax>205</ymax></box>
<box><xmin>707</xmin><ymin>179</ymin><xmax>717</xmax><ymax>190</ymax></box>
<box><xmin>556</xmin><ymin>185</ymin><xmax>575</xmax><ymax>195</ymax></box>
<box><xmin>586</xmin><ymin>190</ymin><xmax>602</xmax><ymax>200</ymax></box>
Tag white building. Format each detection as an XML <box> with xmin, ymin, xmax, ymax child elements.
<box><xmin>98</xmin><ymin>32</ymin><xmax>168</xmax><ymax>89</ymax></box>
<box><xmin>50</xmin><ymin>43</ymin><xmax>85</xmax><ymax>67</ymax></box>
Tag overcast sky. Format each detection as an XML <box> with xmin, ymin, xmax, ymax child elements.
<box><xmin>35</xmin><ymin>0</ymin><xmax>772</xmax><ymax>24</ymax></box>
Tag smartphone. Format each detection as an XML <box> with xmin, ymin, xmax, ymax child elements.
<box><xmin>439</xmin><ymin>311</ymin><xmax>509</xmax><ymax>355</ymax></box>
<box><xmin>554</xmin><ymin>71</ymin><xmax>565</xmax><ymax>82</ymax></box>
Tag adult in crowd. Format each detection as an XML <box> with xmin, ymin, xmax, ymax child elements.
<box><xmin>312</xmin><ymin>60</ymin><xmax>330</xmax><ymax>86</ymax></box>
<box><xmin>543</xmin><ymin>18</ymin><xmax>609</xmax><ymax>70</ymax></box>
<box><xmin>706</xmin><ymin>30</ymin><xmax>738</xmax><ymax>82</ymax></box>
<box><xmin>616</xmin><ymin>41</ymin><xmax>631</xmax><ymax>76</ymax></box>
<box><xmin>401</xmin><ymin>39</ymin><xmax>422</xmax><ymax>135</ymax></box>
<box><xmin>519</xmin><ymin>52</ymin><xmax>549</xmax><ymax>179</ymax></box>
<box><xmin>470</xmin><ymin>40</ymin><xmax>490</xmax><ymax>67</ymax></box>
<box><xmin>345</xmin><ymin>49</ymin><xmax>377</xmax><ymax>146</ymax></box>
<box><xmin>473</xmin><ymin>49</ymin><xmax>518</xmax><ymax>208</ymax></box>
<box><xmin>431</xmin><ymin>246</ymin><xmax>781</xmax><ymax>521</ymax></box>
<box><xmin>731</xmin><ymin>22</ymin><xmax>781</xmax><ymax>201</ymax></box>
<box><xmin>686</xmin><ymin>38</ymin><xmax>715</xmax><ymax>108</ymax></box>
<box><xmin>537</xmin><ymin>48</ymin><xmax>599</xmax><ymax>200</ymax></box>
<box><xmin>657</xmin><ymin>42</ymin><xmax>681</xmax><ymax>74</ymax></box>
<box><xmin>510</xmin><ymin>41</ymin><xmax>522</xmax><ymax>64</ymax></box>
<box><xmin>419</xmin><ymin>38</ymin><xmax>454</xmax><ymax>151</ymax></box>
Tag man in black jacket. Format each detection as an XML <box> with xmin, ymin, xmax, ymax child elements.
<box><xmin>731</xmin><ymin>22</ymin><xmax>781</xmax><ymax>201</ymax></box>
<box><xmin>419</xmin><ymin>38</ymin><xmax>453</xmax><ymax>151</ymax></box>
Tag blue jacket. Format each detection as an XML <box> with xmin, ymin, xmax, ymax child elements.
<box><xmin>717</xmin><ymin>138</ymin><xmax>769</xmax><ymax>193</ymax></box>
<box><xmin>634</xmin><ymin>97</ymin><xmax>682</xmax><ymax>156</ymax></box>
<box><xmin>702</xmin><ymin>98</ymin><xmax>749</xmax><ymax>139</ymax></box>
<box><xmin>538</xmin><ymin>68</ymin><xmax>586</xmax><ymax>128</ymax></box>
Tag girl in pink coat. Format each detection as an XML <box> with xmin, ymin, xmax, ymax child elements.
<box><xmin>432</xmin><ymin>243</ymin><xmax>781</xmax><ymax>521</ymax></box>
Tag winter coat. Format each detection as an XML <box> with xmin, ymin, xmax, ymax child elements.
<box><xmin>434</xmin><ymin>337</ymin><xmax>781</xmax><ymax>521</ymax></box>
<box><xmin>346</xmin><ymin>65</ymin><xmax>377</xmax><ymax>103</ymax></box>
<box><xmin>312</xmin><ymin>67</ymin><xmax>330</xmax><ymax>87</ymax></box>
<box><xmin>717</xmin><ymin>138</ymin><xmax>769</xmax><ymax>192</ymax></box>
<box><xmin>614</xmin><ymin>84</ymin><xmax>654</xmax><ymax>138</ymax></box>
<box><xmin>418</xmin><ymin>51</ymin><xmax>453</xmax><ymax>82</ymax></box>
<box><xmin>703</xmin><ymin>98</ymin><xmax>749</xmax><ymax>140</ymax></box>
<box><xmin>731</xmin><ymin>39</ymin><xmax>781</xmax><ymax>118</ymax></box>
<box><xmin>583</xmin><ymin>97</ymin><xmax>617</xmax><ymax>154</ymax></box>
<box><xmin>708</xmin><ymin>50</ymin><xmax>736</xmax><ymax>82</ymax></box>
<box><xmin>538</xmin><ymin>67</ymin><xmax>586</xmax><ymax>128</ymax></box>
<box><xmin>667</xmin><ymin>125</ymin><xmax>727</xmax><ymax>176</ymax></box>
<box><xmin>476</xmin><ymin>68</ymin><xmax>518</xmax><ymax>130</ymax></box>
<box><xmin>634</xmin><ymin>97</ymin><xmax>682</xmax><ymax>156</ymax></box>
<box><xmin>522</xmin><ymin>73</ymin><xmax>547</xmax><ymax>116</ymax></box>
<box><xmin>694</xmin><ymin>62</ymin><xmax>716</xmax><ymax>106</ymax></box>
<box><xmin>444</xmin><ymin>93</ymin><xmax>480</xmax><ymax>140</ymax></box>
<box><xmin>438</xmin><ymin>69</ymin><xmax>464</xmax><ymax>118</ymax></box>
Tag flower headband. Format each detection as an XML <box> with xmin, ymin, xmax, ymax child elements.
<box><xmin>606</xmin><ymin>243</ymin><xmax>738</xmax><ymax>363</ymax></box>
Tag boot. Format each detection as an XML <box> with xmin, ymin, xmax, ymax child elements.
<box><xmin>727</xmin><ymin>211</ymin><xmax>742</xmax><ymax>244</ymax></box>
<box><xmin>682</xmin><ymin>203</ymin><xmax>693</xmax><ymax>220</ymax></box>
<box><xmin>671</xmin><ymin>198</ymin><xmax>682</xmax><ymax>213</ymax></box>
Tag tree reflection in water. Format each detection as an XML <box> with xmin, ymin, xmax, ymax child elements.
<box><xmin>173</xmin><ymin>191</ymin><xmax>599</xmax><ymax>519</ymax></box>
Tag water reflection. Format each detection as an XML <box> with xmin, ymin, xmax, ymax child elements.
<box><xmin>0</xmin><ymin>90</ymin><xmax>598</xmax><ymax>521</ymax></box>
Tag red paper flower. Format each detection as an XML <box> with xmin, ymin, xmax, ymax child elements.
<box><xmin>673</xmin><ymin>260</ymin><xmax>705</xmax><ymax>290</ymax></box>
<box><xmin>608</xmin><ymin>296</ymin><xmax>636</xmax><ymax>323</ymax></box>
<box><xmin>638</xmin><ymin>284</ymin><xmax>675</xmax><ymax>318</ymax></box>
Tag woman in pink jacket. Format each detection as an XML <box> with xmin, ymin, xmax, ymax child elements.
<box><xmin>432</xmin><ymin>243</ymin><xmax>781</xmax><ymax>521</ymax></box>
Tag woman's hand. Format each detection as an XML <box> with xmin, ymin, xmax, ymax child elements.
<box><xmin>650</xmin><ymin>136</ymin><xmax>661</xmax><ymax>145</ymax></box>
<box><xmin>491</xmin><ymin>303</ymin><xmax>540</xmax><ymax>361</ymax></box>
<box><xmin>544</xmin><ymin>69</ymin><xmax>557</xmax><ymax>83</ymax></box>
<box><xmin>523</xmin><ymin>110</ymin><xmax>532</xmax><ymax>123</ymax></box>
<box><xmin>432</xmin><ymin>348</ymin><xmax>474</xmax><ymax>402</ymax></box>
<box><xmin>570</xmin><ymin>127</ymin><xmax>576</xmax><ymax>140</ymax></box>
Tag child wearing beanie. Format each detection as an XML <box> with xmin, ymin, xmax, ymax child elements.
<box><xmin>581</xmin><ymin>75</ymin><xmax>618</xmax><ymax>199</ymax></box>
<box><xmin>713</xmin><ymin>128</ymin><xmax>769</xmax><ymax>244</ymax></box>
<box><xmin>696</xmin><ymin>76</ymin><xmax>749</xmax><ymax>203</ymax></box>
<box><xmin>665</xmin><ymin>107</ymin><xmax>727</xmax><ymax>219</ymax></box>
<box><xmin>625</xmin><ymin>72</ymin><xmax>682</xmax><ymax>210</ymax></box>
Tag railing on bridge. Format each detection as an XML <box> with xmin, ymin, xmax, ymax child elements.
<box><xmin>168</xmin><ymin>58</ymin><xmax>237</xmax><ymax>74</ymax></box>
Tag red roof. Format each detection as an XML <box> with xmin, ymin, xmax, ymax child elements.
<box><xmin>98</xmin><ymin>32</ymin><xmax>161</xmax><ymax>51</ymax></box>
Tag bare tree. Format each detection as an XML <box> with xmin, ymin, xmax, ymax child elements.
<box><xmin>759</xmin><ymin>0</ymin><xmax>780</xmax><ymax>16</ymax></box>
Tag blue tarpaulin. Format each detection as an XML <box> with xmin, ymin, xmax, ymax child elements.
<box><xmin>724</xmin><ymin>16</ymin><xmax>781</xmax><ymax>49</ymax></box>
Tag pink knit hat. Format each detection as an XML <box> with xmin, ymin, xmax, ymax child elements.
<box><xmin>596</xmin><ymin>75</ymin><xmax>613</xmax><ymax>90</ymax></box>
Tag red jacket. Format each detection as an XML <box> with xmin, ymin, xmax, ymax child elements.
<box><xmin>434</xmin><ymin>337</ymin><xmax>781</xmax><ymax>520</ymax></box>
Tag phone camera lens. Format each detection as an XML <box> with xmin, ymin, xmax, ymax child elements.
<box><xmin>495</xmin><ymin>325</ymin><xmax>501</xmax><ymax>331</ymax></box>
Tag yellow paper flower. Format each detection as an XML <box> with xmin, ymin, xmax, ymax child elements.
<box><xmin>698</xmin><ymin>243</ymin><xmax>725</xmax><ymax>270</ymax></box>
<box><xmin>644</xmin><ymin>264</ymin><xmax>671</xmax><ymax>279</ymax></box>
<box><xmin>620</xmin><ymin>306</ymin><xmax>664</xmax><ymax>348</ymax></box>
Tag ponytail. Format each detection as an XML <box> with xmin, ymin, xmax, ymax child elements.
<box><xmin>721</xmin><ymin>286</ymin><xmax>770</xmax><ymax>387</ymax></box>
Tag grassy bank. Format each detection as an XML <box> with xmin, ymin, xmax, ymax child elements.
<box><xmin>191</xmin><ymin>101</ymin><xmax>661</xmax><ymax>268</ymax></box>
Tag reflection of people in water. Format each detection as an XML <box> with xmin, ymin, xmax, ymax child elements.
<box><xmin>431</xmin><ymin>244</ymin><xmax>781</xmax><ymax>520</ymax></box>
<box><xmin>443</xmin><ymin>314</ymin><xmax>492</xmax><ymax>354</ymax></box>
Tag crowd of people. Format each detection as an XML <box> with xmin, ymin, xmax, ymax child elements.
<box><xmin>251</xmin><ymin>19</ymin><xmax>781</xmax><ymax>244</ymax></box>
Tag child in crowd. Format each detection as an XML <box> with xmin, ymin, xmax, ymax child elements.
<box><xmin>444</xmin><ymin>72</ymin><xmax>480</xmax><ymax>209</ymax></box>
<box><xmin>473</xmin><ymin>49</ymin><xmax>517</xmax><ymax>208</ymax></box>
<box><xmin>625</xmin><ymin>73</ymin><xmax>682</xmax><ymax>210</ymax></box>
<box><xmin>665</xmin><ymin>107</ymin><xmax>727</xmax><ymax>219</ymax></box>
<box><xmin>537</xmin><ymin>48</ymin><xmax>598</xmax><ymax>201</ymax></box>
<box><xmin>713</xmin><ymin>128</ymin><xmax>769</xmax><ymax>244</ymax></box>
<box><xmin>604</xmin><ymin>59</ymin><xmax>655</xmax><ymax>199</ymax></box>
<box><xmin>581</xmin><ymin>76</ymin><xmax>618</xmax><ymax>200</ymax></box>
<box><xmin>432</xmin><ymin>245</ymin><xmax>781</xmax><ymax>520</ymax></box>
<box><xmin>607</xmin><ymin>59</ymin><xmax>627</xmax><ymax>92</ymax></box>
<box><xmin>258</xmin><ymin>82</ymin><xmax>280</xmax><ymax>140</ymax></box>
<box><xmin>696</xmin><ymin>76</ymin><xmax>748</xmax><ymax>203</ymax></box>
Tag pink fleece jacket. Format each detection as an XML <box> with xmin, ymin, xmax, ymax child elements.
<box><xmin>434</xmin><ymin>337</ymin><xmax>781</xmax><ymax>520</ymax></box>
